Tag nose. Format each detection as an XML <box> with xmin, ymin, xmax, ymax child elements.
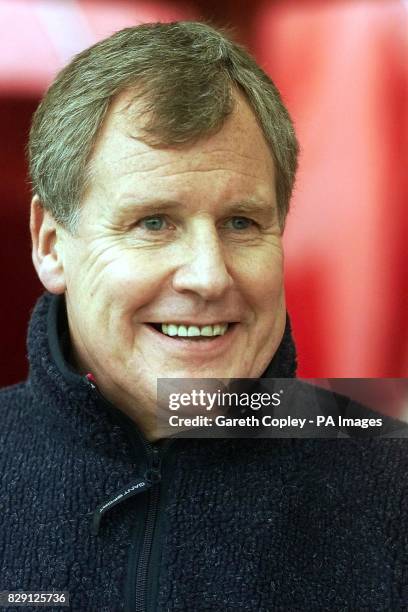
<box><xmin>172</xmin><ymin>223</ymin><xmax>233</xmax><ymax>300</ymax></box>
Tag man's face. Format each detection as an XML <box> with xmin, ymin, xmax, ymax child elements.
<box><xmin>59</xmin><ymin>91</ymin><xmax>286</xmax><ymax>421</ymax></box>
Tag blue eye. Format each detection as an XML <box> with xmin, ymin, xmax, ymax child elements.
<box><xmin>140</xmin><ymin>216</ymin><xmax>166</xmax><ymax>231</ymax></box>
<box><xmin>227</xmin><ymin>217</ymin><xmax>254</xmax><ymax>230</ymax></box>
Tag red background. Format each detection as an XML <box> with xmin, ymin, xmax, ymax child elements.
<box><xmin>1</xmin><ymin>0</ymin><xmax>407</xmax><ymax>386</ymax></box>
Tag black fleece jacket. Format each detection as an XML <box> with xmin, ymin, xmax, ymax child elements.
<box><xmin>1</xmin><ymin>293</ymin><xmax>407</xmax><ymax>611</ymax></box>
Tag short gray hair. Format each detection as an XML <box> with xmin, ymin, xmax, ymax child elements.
<box><xmin>28</xmin><ymin>21</ymin><xmax>299</xmax><ymax>231</ymax></box>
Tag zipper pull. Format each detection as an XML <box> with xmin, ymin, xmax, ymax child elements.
<box><xmin>144</xmin><ymin>446</ymin><xmax>162</xmax><ymax>484</ymax></box>
<box><xmin>92</xmin><ymin>477</ymin><xmax>152</xmax><ymax>536</ymax></box>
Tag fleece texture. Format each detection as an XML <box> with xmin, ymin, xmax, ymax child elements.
<box><xmin>1</xmin><ymin>292</ymin><xmax>407</xmax><ymax>611</ymax></box>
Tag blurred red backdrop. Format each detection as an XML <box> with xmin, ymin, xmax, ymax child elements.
<box><xmin>1</xmin><ymin>0</ymin><xmax>407</xmax><ymax>386</ymax></box>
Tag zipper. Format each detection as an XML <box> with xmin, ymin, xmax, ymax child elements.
<box><xmin>134</xmin><ymin>441</ymin><xmax>174</xmax><ymax>612</ymax></box>
<box><xmin>84</xmin><ymin>374</ymin><xmax>172</xmax><ymax>611</ymax></box>
<box><xmin>134</xmin><ymin>446</ymin><xmax>162</xmax><ymax>612</ymax></box>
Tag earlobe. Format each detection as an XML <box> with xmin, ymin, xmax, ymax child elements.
<box><xmin>30</xmin><ymin>195</ymin><xmax>66</xmax><ymax>294</ymax></box>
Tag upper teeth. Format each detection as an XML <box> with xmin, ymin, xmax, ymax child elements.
<box><xmin>161</xmin><ymin>323</ymin><xmax>228</xmax><ymax>337</ymax></box>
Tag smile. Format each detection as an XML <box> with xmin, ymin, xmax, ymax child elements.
<box><xmin>152</xmin><ymin>323</ymin><xmax>229</xmax><ymax>338</ymax></box>
<box><xmin>144</xmin><ymin>322</ymin><xmax>238</xmax><ymax>354</ymax></box>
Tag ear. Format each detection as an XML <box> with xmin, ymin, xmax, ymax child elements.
<box><xmin>30</xmin><ymin>195</ymin><xmax>66</xmax><ymax>294</ymax></box>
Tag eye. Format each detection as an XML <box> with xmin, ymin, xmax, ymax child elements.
<box><xmin>225</xmin><ymin>216</ymin><xmax>255</xmax><ymax>230</ymax></box>
<box><xmin>138</xmin><ymin>215</ymin><xmax>168</xmax><ymax>231</ymax></box>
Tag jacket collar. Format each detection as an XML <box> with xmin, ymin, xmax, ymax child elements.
<box><xmin>27</xmin><ymin>292</ymin><xmax>145</xmax><ymax>461</ymax></box>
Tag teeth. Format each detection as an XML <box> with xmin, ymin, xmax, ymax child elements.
<box><xmin>167</xmin><ymin>324</ymin><xmax>178</xmax><ymax>337</ymax></box>
<box><xmin>178</xmin><ymin>325</ymin><xmax>188</xmax><ymax>337</ymax></box>
<box><xmin>160</xmin><ymin>323</ymin><xmax>229</xmax><ymax>337</ymax></box>
<box><xmin>187</xmin><ymin>326</ymin><xmax>201</xmax><ymax>337</ymax></box>
<box><xmin>200</xmin><ymin>326</ymin><xmax>213</xmax><ymax>337</ymax></box>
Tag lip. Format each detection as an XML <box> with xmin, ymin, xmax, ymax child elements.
<box><xmin>142</xmin><ymin>322</ymin><xmax>239</xmax><ymax>356</ymax></box>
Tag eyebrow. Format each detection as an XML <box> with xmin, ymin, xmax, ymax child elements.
<box><xmin>117</xmin><ymin>197</ymin><xmax>276</xmax><ymax>219</ymax></box>
<box><xmin>228</xmin><ymin>200</ymin><xmax>276</xmax><ymax>216</ymax></box>
<box><xmin>118</xmin><ymin>198</ymin><xmax>181</xmax><ymax>214</ymax></box>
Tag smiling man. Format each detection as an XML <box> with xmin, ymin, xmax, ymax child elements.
<box><xmin>1</xmin><ymin>21</ymin><xmax>407</xmax><ymax>612</ymax></box>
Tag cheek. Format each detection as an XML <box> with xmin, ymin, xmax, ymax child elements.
<box><xmin>68</xmin><ymin>257</ymin><xmax>161</xmax><ymax>352</ymax></box>
<box><xmin>104</xmin><ymin>253</ymin><xmax>168</xmax><ymax>306</ymax></box>
<box><xmin>233</xmin><ymin>245</ymin><xmax>284</xmax><ymax>309</ymax></box>
<box><xmin>69</xmin><ymin>246</ymin><xmax>166</xmax><ymax>306</ymax></box>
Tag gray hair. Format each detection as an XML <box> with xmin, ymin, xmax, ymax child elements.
<box><xmin>28</xmin><ymin>21</ymin><xmax>299</xmax><ymax>231</ymax></box>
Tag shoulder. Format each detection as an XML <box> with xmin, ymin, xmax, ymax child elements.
<box><xmin>0</xmin><ymin>380</ymin><xmax>31</xmax><ymax>409</ymax></box>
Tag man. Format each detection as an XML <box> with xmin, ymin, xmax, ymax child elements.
<box><xmin>1</xmin><ymin>22</ymin><xmax>407</xmax><ymax>611</ymax></box>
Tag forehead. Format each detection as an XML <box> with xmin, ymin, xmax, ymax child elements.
<box><xmin>86</xmin><ymin>89</ymin><xmax>276</xmax><ymax>209</ymax></box>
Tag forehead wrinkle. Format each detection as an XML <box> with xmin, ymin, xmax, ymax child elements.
<box><xmin>182</xmin><ymin>146</ymin><xmax>274</xmax><ymax>166</ymax></box>
<box><xmin>96</xmin><ymin>159</ymin><xmax>274</xmax><ymax>183</ymax></box>
<box><xmin>107</xmin><ymin>150</ymin><xmax>274</xmax><ymax>179</ymax></box>
<box><xmin>96</xmin><ymin>136</ymin><xmax>274</xmax><ymax>172</ymax></box>
<box><xmin>123</xmin><ymin>167</ymin><xmax>269</xmax><ymax>180</ymax></box>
